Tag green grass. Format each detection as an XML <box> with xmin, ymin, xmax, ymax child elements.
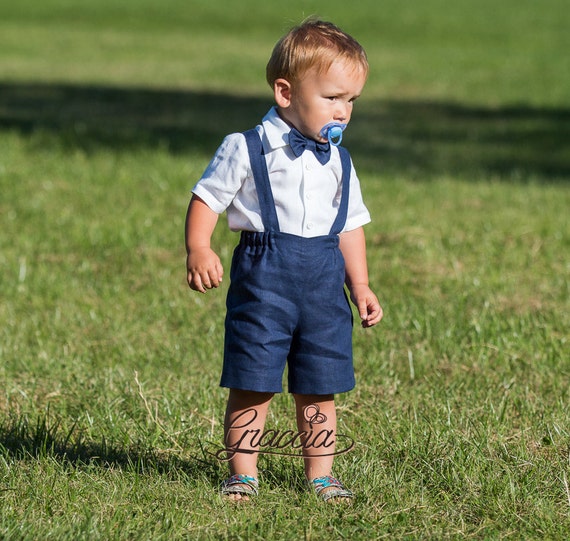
<box><xmin>1</xmin><ymin>0</ymin><xmax>569</xmax><ymax>539</ymax></box>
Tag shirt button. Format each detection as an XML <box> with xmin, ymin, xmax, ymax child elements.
<box><xmin>306</xmin><ymin>222</ymin><xmax>313</xmax><ymax>230</ymax></box>
<box><xmin>305</xmin><ymin>163</ymin><xmax>311</xmax><ymax>171</ymax></box>
<box><xmin>306</xmin><ymin>193</ymin><xmax>312</xmax><ymax>200</ymax></box>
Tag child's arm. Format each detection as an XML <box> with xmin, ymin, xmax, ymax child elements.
<box><xmin>185</xmin><ymin>195</ymin><xmax>224</xmax><ymax>293</ymax></box>
<box><xmin>339</xmin><ymin>227</ymin><xmax>383</xmax><ymax>328</ymax></box>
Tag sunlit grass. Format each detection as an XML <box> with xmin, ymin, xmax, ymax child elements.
<box><xmin>1</xmin><ymin>0</ymin><xmax>569</xmax><ymax>539</ymax></box>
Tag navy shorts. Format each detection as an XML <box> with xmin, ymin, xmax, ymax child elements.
<box><xmin>221</xmin><ymin>231</ymin><xmax>354</xmax><ymax>395</ymax></box>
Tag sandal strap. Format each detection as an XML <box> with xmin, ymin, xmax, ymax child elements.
<box><xmin>221</xmin><ymin>474</ymin><xmax>259</xmax><ymax>497</ymax></box>
<box><xmin>310</xmin><ymin>475</ymin><xmax>353</xmax><ymax>501</ymax></box>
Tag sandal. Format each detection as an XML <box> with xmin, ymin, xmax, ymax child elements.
<box><xmin>220</xmin><ymin>474</ymin><xmax>259</xmax><ymax>499</ymax></box>
<box><xmin>310</xmin><ymin>475</ymin><xmax>353</xmax><ymax>502</ymax></box>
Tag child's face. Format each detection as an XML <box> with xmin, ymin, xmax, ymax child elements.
<box><xmin>276</xmin><ymin>60</ymin><xmax>367</xmax><ymax>142</ymax></box>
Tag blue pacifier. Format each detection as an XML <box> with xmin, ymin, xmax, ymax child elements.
<box><xmin>320</xmin><ymin>122</ymin><xmax>347</xmax><ymax>146</ymax></box>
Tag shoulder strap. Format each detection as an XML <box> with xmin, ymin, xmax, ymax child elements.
<box><xmin>329</xmin><ymin>146</ymin><xmax>352</xmax><ymax>235</ymax></box>
<box><xmin>243</xmin><ymin>129</ymin><xmax>280</xmax><ymax>232</ymax></box>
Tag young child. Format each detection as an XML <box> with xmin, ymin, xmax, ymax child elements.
<box><xmin>185</xmin><ymin>19</ymin><xmax>383</xmax><ymax>502</ymax></box>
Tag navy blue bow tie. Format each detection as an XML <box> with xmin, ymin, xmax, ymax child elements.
<box><xmin>288</xmin><ymin>128</ymin><xmax>331</xmax><ymax>165</ymax></box>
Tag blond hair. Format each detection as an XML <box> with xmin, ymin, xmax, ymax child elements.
<box><xmin>266</xmin><ymin>19</ymin><xmax>368</xmax><ymax>87</ymax></box>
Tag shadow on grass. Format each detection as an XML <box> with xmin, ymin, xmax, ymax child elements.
<box><xmin>0</xmin><ymin>81</ymin><xmax>569</xmax><ymax>181</ymax></box>
<box><xmin>0</xmin><ymin>413</ymin><xmax>222</xmax><ymax>482</ymax></box>
<box><xmin>0</xmin><ymin>413</ymin><xmax>313</xmax><ymax>492</ymax></box>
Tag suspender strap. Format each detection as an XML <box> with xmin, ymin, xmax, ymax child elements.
<box><xmin>328</xmin><ymin>146</ymin><xmax>351</xmax><ymax>235</ymax></box>
<box><xmin>243</xmin><ymin>129</ymin><xmax>351</xmax><ymax>235</ymax></box>
<box><xmin>243</xmin><ymin>128</ymin><xmax>280</xmax><ymax>232</ymax></box>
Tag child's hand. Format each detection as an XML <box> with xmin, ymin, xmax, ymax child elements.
<box><xmin>186</xmin><ymin>247</ymin><xmax>224</xmax><ymax>293</ymax></box>
<box><xmin>349</xmin><ymin>284</ymin><xmax>383</xmax><ymax>328</ymax></box>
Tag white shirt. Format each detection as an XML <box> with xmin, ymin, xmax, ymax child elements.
<box><xmin>192</xmin><ymin>107</ymin><xmax>371</xmax><ymax>237</ymax></box>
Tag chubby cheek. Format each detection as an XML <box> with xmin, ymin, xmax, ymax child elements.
<box><xmin>319</xmin><ymin>102</ymin><xmax>337</xmax><ymax>125</ymax></box>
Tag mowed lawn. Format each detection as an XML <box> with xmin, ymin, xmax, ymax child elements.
<box><xmin>0</xmin><ymin>0</ymin><xmax>569</xmax><ymax>539</ymax></box>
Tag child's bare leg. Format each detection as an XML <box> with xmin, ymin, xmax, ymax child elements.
<box><xmin>223</xmin><ymin>388</ymin><xmax>273</xmax><ymax>500</ymax></box>
<box><xmin>293</xmin><ymin>393</ymin><xmax>351</xmax><ymax>502</ymax></box>
<box><xmin>293</xmin><ymin>394</ymin><xmax>337</xmax><ymax>479</ymax></box>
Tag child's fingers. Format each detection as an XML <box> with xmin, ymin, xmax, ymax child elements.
<box><xmin>186</xmin><ymin>248</ymin><xmax>223</xmax><ymax>293</ymax></box>
<box><xmin>216</xmin><ymin>260</ymin><xmax>224</xmax><ymax>281</ymax></box>
<box><xmin>188</xmin><ymin>271</ymin><xmax>206</xmax><ymax>293</ymax></box>
<box><xmin>366</xmin><ymin>302</ymin><xmax>383</xmax><ymax>326</ymax></box>
<box><xmin>358</xmin><ymin>301</ymin><xmax>368</xmax><ymax>322</ymax></box>
<box><xmin>357</xmin><ymin>298</ymin><xmax>371</xmax><ymax>322</ymax></box>
<box><xmin>359</xmin><ymin>297</ymin><xmax>383</xmax><ymax>327</ymax></box>
<box><xmin>187</xmin><ymin>255</ymin><xmax>224</xmax><ymax>293</ymax></box>
<box><xmin>195</xmin><ymin>266</ymin><xmax>224</xmax><ymax>292</ymax></box>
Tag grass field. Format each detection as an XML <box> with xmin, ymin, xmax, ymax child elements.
<box><xmin>1</xmin><ymin>0</ymin><xmax>569</xmax><ymax>539</ymax></box>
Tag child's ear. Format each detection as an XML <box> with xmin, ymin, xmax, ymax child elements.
<box><xmin>273</xmin><ymin>78</ymin><xmax>292</xmax><ymax>108</ymax></box>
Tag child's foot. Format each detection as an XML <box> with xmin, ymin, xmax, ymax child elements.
<box><xmin>220</xmin><ymin>474</ymin><xmax>259</xmax><ymax>501</ymax></box>
<box><xmin>310</xmin><ymin>475</ymin><xmax>353</xmax><ymax>503</ymax></box>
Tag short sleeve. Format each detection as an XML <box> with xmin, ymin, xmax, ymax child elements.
<box><xmin>191</xmin><ymin>133</ymin><xmax>249</xmax><ymax>214</ymax></box>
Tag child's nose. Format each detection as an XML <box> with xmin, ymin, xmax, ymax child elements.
<box><xmin>334</xmin><ymin>103</ymin><xmax>348</xmax><ymax>122</ymax></box>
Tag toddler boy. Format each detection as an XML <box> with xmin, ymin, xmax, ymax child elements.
<box><xmin>185</xmin><ymin>19</ymin><xmax>382</xmax><ymax>502</ymax></box>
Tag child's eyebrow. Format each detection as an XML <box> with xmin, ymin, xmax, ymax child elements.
<box><xmin>326</xmin><ymin>86</ymin><xmax>361</xmax><ymax>97</ymax></box>
<box><xmin>332</xmin><ymin>91</ymin><xmax>362</xmax><ymax>100</ymax></box>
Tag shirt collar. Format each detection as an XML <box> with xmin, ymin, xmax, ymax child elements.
<box><xmin>261</xmin><ymin>106</ymin><xmax>291</xmax><ymax>153</ymax></box>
